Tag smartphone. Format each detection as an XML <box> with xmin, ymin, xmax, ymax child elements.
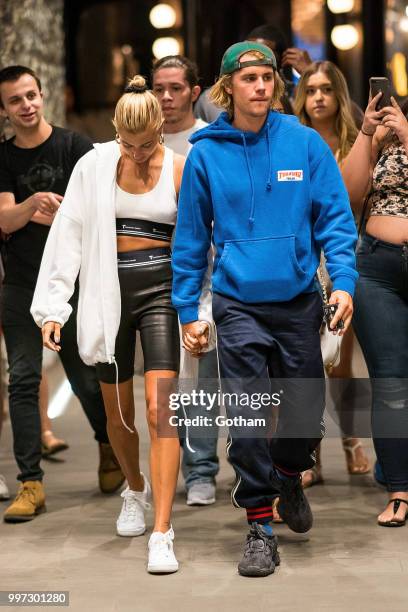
<box><xmin>369</xmin><ymin>77</ymin><xmax>392</xmax><ymax>110</ymax></box>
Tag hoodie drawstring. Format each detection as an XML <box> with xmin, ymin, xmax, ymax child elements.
<box><xmin>242</xmin><ymin>133</ymin><xmax>256</xmax><ymax>226</ymax></box>
<box><xmin>266</xmin><ymin>125</ymin><xmax>272</xmax><ymax>191</ymax></box>
<box><xmin>242</xmin><ymin>124</ymin><xmax>273</xmax><ymax>226</ymax></box>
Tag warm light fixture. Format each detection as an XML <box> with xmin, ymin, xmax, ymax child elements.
<box><xmin>400</xmin><ymin>16</ymin><xmax>408</xmax><ymax>32</ymax></box>
<box><xmin>327</xmin><ymin>0</ymin><xmax>354</xmax><ymax>13</ymax></box>
<box><xmin>152</xmin><ymin>37</ymin><xmax>180</xmax><ymax>59</ymax></box>
<box><xmin>331</xmin><ymin>24</ymin><xmax>359</xmax><ymax>50</ymax></box>
<box><xmin>149</xmin><ymin>3</ymin><xmax>177</xmax><ymax>29</ymax></box>
<box><xmin>390</xmin><ymin>52</ymin><xmax>408</xmax><ymax>96</ymax></box>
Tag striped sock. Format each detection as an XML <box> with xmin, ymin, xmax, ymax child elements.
<box><xmin>246</xmin><ymin>505</ymin><xmax>274</xmax><ymax>525</ymax></box>
<box><xmin>274</xmin><ymin>464</ymin><xmax>299</xmax><ymax>479</ymax></box>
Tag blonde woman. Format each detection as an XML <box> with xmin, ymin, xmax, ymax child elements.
<box><xmin>294</xmin><ymin>61</ymin><xmax>370</xmax><ymax>487</ymax></box>
<box><xmin>31</xmin><ymin>76</ymin><xmax>213</xmax><ymax>573</ymax></box>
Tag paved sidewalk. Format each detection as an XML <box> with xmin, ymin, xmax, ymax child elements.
<box><xmin>0</xmin><ymin>373</ymin><xmax>407</xmax><ymax>612</ymax></box>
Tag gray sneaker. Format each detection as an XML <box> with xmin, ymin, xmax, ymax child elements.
<box><xmin>186</xmin><ymin>482</ymin><xmax>216</xmax><ymax>506</ymax></box>
<box><xmin>238</xmin><ymin>523</ymin><xmax>280</xmax><ymax>577</ymax></box>
<box><xmin>270</xmin><ymin>469</ymin><xmax>313</xmax><ymax>533</ymax></box>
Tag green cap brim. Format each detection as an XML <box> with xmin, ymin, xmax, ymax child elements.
<box><xmin>220</xmin><ymin>41</ymin><xmax>277</xmax><ymax>76</ymax></box>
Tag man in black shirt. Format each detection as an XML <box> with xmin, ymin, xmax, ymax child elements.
<box><xmin>0</xmin><ymin>65</ymin><xmax>124</xmax><ymax>522</ymax></box>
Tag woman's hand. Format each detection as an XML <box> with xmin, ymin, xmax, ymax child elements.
<box><xmin>380</xmin><ymin>97</ymin><xmax>408</xmax><ymax>146</ymax></box>
<box><xmin>361</xmin><ymin>92</ymin><xmax>384</xmax><ymax>136</ymax></box>
<box><xmin>181</xmin><ymin>321</ymin><xmax>209</xmax><ymax>358</ymax></box>
<box><xmin>42</xmin><ymin>321</ymin><xmax>61</xmax><ymax>352</ymax></box>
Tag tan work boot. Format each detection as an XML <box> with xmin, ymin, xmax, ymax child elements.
<box><xmin>3</xmin><ymin>481</ymin><xmax>46</xmax><ymax>523</ymax></box>
<box><xmin>98</xmin><ymin>443</ymin><xmax>125</xmax><ymax>494</ymax></box>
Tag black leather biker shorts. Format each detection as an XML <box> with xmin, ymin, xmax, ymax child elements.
<box><xmin>96</xmin><ymin>247</ymin><xmax>180</xmax><ymax>383</ymax></box>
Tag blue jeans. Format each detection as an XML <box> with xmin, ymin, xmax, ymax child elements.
<box><xmin>353</xmin><ymin>233</ymin><xmax>408</xmax><ymax>492</ymax></box>
<box><xmin>181</xmin><ymin>349</ymin><xmax>220</xmax><ymax>489</ymax></box>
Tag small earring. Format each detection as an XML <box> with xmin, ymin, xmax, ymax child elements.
<box><xmin>159</xmin><ymin>133</ymin><xmax>164</xmax><ymax>145</ymax></box>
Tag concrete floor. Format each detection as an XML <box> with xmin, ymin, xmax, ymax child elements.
<box><xmin>0</xmin><ymin>371</ymin><xmax>407</xmax><ymax>612</ymax></box>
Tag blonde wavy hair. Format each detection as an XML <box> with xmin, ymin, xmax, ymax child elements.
<box><xmin>210</xmin><ymin>50</ymin><xmax>285</xmax><ymax>118</ymax></box>
<box><xmin>112</xmin><ymin>75</ymin><xmax>163</xmax><ymax>133</ymax></box>
<box><xmin>294</xmin><ymin>61</ymin><xmax>358</xmax><ymax>163</ymax></box>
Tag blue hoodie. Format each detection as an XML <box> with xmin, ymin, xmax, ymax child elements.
<box><xmin>172</xmin><ymin>111</ymin><xmax>358</xmax><ymax>324</ymax></box>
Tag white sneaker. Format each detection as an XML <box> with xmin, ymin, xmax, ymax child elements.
<box><xmin>147</xmin><ymin>526</ymin><xmax>179</xmax><ymax>574</ymax></box>
<box><xmin>0</xmin><ymin>475</ymin><xmax>10</xmax><ymax>501</ymax></box>
<box><xmin>116</xmin><ymin>473</ymin><xmax>151</xmax><ymax>537</ymax></box>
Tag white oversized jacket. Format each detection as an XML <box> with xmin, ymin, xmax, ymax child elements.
<box><xmin>31</xmin><ymin>141</ymin><xmax>214</xmax><ymax>379</ymax></box>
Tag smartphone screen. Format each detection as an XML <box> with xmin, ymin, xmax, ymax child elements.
<box><xmin>369</xmin><ymin>77</ymin><xmax>392</xmax><ymax>110</ymax></box>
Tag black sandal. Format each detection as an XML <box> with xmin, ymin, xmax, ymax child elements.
<box><xmin>378</xmin><ymin>498</ymin><xmax>408</xmax><ymax>527</ymax></box>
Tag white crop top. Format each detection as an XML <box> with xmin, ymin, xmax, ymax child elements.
<box><xmin>115</xmin><ymin>146</ymin><xmax>177</xmax><ymax>242</ymax></box>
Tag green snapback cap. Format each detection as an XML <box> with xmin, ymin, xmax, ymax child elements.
<box><xmin>220</xmin><ymin>41</ymin><xmax>277</xmax><ymax>76</ymax></box>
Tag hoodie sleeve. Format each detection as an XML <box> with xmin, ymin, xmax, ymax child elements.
<box><xmin>172</xmin><ymin>153</ymin><xmax>213</xmax><ymax>324</ymax></box>
<box><xmin>30</xmin><ymin>158</ymin><xmax>85</xmax><ymax>327</ymax></box>
<box><xmin>309</xmin><ymin>135</ymin><xmax>358</xmax><ymax>296</ymax></box>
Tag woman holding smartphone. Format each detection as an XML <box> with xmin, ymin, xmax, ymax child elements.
<box><xmin>342</xmin><ymin>88</ymin><xmax>408</xmax><ymax>526</ymax></box>
<box><xmin>31</xmin><ymin>76</ymin><xmax>213</xmax><ymax>569</ymax></box>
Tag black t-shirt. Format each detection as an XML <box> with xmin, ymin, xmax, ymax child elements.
<box><xmin>0</xmin><ymin>126</ymin><xmax>93</xmax><ymax>289</ymax></box>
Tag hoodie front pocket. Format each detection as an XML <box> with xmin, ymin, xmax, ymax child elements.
<box><xmin>213</xmin><ymin>235</ymin><xmax>307</xmax><ymax>302</ymax></box>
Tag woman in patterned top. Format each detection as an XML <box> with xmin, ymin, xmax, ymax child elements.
<box><xmin>294</xmin><ymin>61</ymin><xmax>370</xmax><ymax>489</ymax></box>
<box><xmin>342</xmin><ymin>93</ymin><xmax>408</xmax><ymax>527</ymax></box>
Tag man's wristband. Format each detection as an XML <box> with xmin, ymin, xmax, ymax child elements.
<box><xmin>360</xmin><ymin>127</ymin><xmax>375</xmax><ymax>137</ymax></box>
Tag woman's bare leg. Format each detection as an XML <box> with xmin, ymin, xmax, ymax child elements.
<box><xmin>328</xmin><ymin>329</ymin><xmax>369</xmax><ymax>473</ymax></box>
<box><xmin>39</xmin><ymin>372</ymin><xmax>68</xmax><ymax>452</ymax></box>
<box><xmin>145</xmin><ymin>370</ymin><xmax>179</xmax><ymax>533</ymax></box>
<box><xmin>99</xmin><ymin>379</ymin><xmax>143</xmax><ymax>491</ymax></box>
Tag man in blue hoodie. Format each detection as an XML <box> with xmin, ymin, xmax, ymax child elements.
<box><xmin>172</xmin><ymin>42</ymin><xmax>358</xmax><ymax>577</ymax></box>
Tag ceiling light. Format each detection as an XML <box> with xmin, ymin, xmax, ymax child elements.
<box><xmin>152</xmin><ymin>37</ymin><xmax>180</xmax><ymax>59</ymax></box>
<box><xmin>331</xmin><ymin>24</ymin><xmax>359</xmax><ymax>50</ymax></box>
<box><xmin>149</xmin><ymin>4</ymin><xmax>177</xmax><ymax>29</ymax></box>
<box><xmin>400</xmin><ymin>16</ymin><xmax>408</xmax><ymax>32</ymax></box>
<box><xmin>327</xmin><ymin>0</ymin><xmax>354</xmax><ymax>14</ymax></box>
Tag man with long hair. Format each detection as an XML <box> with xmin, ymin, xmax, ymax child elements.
<box><xmin>172</xmin><ymin>42</ymin><xmax>358</xmax><ymax>577</ymax></box>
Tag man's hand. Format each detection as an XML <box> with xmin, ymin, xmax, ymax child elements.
<box><xmin>281</xmin><ymin>47</ymin><xmax>312</xmax><ymax>74</ymax></box>
<box><xmin>31</xmin><ymin>210</ymin><xmax>56</xmax><ymax>226</ymax></box>
<box><xmin>181</xmin><ymin>321</ymin><xmax>209</xmax><ymax>358</ymax></box>
<box><xmin>30</xmin><ymin>192</ymin><xmax>63</xmax><ymax>217</ymax></box>
<box><xmin>42</xmin><ymin>321</ymin><xmax>62</xmax><ymax>352</ymax></box>
<box><xmin>328</xmin><ymin>290</ymin><xmax>353</xmax><ymax>336</ymax></box>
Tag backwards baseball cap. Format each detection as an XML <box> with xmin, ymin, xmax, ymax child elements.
<box><xmin>220</xmin><ymin>41</ymin><xmax>277</xmax><ymax>76</ymax></box>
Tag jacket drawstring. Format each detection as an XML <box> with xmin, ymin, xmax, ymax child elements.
<box><xmin>110</xmin><ymin>349</ymin><xmax>196</xmax><ymax>448</ymax></box>
<box><xmin>110</xmin><ymin>356</ymin><xmax>135</xmax><ymax>434</ymax></box>
<box><xmin>242</xmin><ymin>133</ymin><xmax>256</xmax><ymax>226</ymax></box>
<box><xmin>266</xmin><ymin>125</ymin><xmax>272</xmax><ymax>191</ymax></box>
<box><xmin>181</xmin><ymin>401</ymin><xmax>195</xmax><ymax>453</ymax></box>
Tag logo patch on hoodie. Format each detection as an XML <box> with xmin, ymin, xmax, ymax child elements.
<box><xmin>277</xmin><ymin>170</ymin><xmax>303</xmax><ymax>182</ymax></box>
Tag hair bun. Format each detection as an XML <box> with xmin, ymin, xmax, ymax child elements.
<box><xmin>124</xmin><ymin>75</ymin><xmax>147</xmax><ymax>94</ymax></box>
